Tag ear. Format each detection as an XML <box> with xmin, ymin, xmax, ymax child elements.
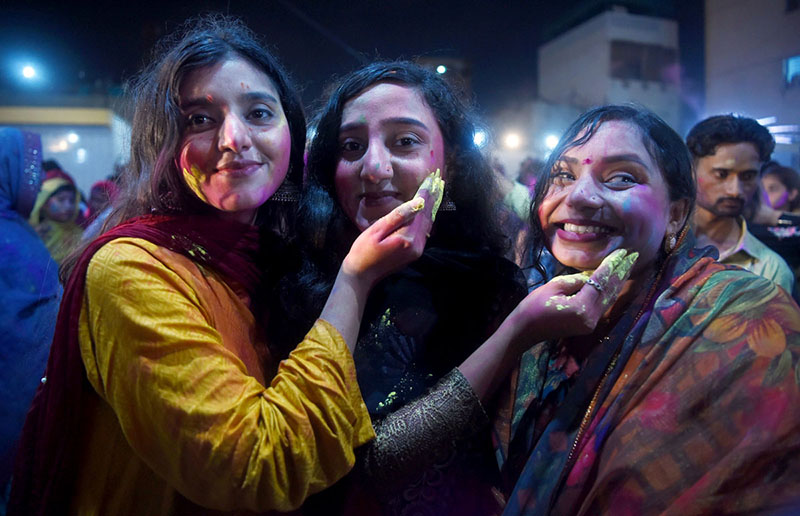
<box><xmin>666</xmin><ymin>198</ymin><xmax>691</xmax><ymax>236</ymax></box>
<box><xmin>789</xmin><ymin>189</ymin><xmax>798</xmax><ymax>202</ymax></box>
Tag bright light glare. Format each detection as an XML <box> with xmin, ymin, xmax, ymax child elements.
<box><xmin>22</xmin><ymin>65</ymin><xmax>36</xmax><ymax>79</ymax></box>
<box><xmin>473</xmin><ymin>130</ymin><xmax>487</xmax><ymax>147</ymax></box>
<box><xmin>436</xmin><ymin>65</ymin><xmax>447</xmax><ymax>74</ymax></box>
<box><xmin>76</xmin><ymin>148</ymin><xmax>87</xmax><ymax>164</ymax></box>
<box><xmin>67</xmin><ymin>132</ymin><xmax>79</xmax><ymax>144</ymax></box>
<box><xmin>544</xmin><ymin>134</ymin><xmax>559</xmax><ymax>150</ymax></box>
<box><xmin>756</xmin><ymin>116</ymin><xmax>777</xmax><ymax>126</ymax></box>
<box><xmin>503</xmin><ymin>132</ymin><xmax>521</xmax><ymax>149</ymax></box>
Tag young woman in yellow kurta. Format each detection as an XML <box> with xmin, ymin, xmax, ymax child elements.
<box><xmin>9</xmin><ymin>18</ymin><xmax>441</xmax><ymax>516</ymax></box>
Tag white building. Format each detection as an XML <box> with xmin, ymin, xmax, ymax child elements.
<box><xmin>539</xmin><ymin>8</ymin><xmax>681</xmax><ymax>129</ymax></box>
<box><xmin>704</xmin><ymin>0</ymin><xmax>800</xmax><ymax>168</ymax></box>
<box><xmin>492</xmin><ymin>8</ymin><xmax>682</xmax><ymax>176</ymax></box>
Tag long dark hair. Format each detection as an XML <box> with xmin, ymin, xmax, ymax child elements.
<box><xmin>273</xmin><ymin>61</ymin><xmax>510</xmax><ymax>353</ymax></box>
<box><xmin>300</xmin><ymin>60</ymin><xmax>508</xmax><ymax>267</ymax></box>
<box><xmin>528</xmin><ymin>104</ymin><xmax>696</xmax><ymax>274</ymax></box>
<box><xmin>61</xmin><ymin>15</ymin><xmax>306</xmax><ymax>281</ymax></box>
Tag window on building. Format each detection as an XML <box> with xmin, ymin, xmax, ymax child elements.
<box><xmin>785</xmin><ymin>55</ymin><xmax>800</xmax><ymax>86</ymax></box>
<box><xmin>610</xmin><ymin>41</ymin><xmax>677</xmax><ymax>83</ymax></box>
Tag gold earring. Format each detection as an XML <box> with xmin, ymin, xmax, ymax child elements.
<box><xmin>664</xmin><ymin>233</ymin><xmax>677</xmax><ymax>254</ymax></box>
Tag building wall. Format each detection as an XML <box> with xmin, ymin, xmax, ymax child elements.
<box><xmin>0</xmin><ymin>107</ymin><xmax>131</xmax><ymax>195</ymax></box>
<box><xmin>705</xmin><ymin>0</ymin><xmax>800</xmax><ymax>166</ymax></box>
<box><xmin>539</xmin><ymin>10</ymin><xmax>681</xmax><ymax>128</ymax></box>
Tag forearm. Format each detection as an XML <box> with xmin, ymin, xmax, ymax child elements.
<box><xmin>358</xmin><ymin>369</ymin><xmax>487</xmax><ymax>494</ymax></box>
<box><xmin>458</xmin><ymin>311</ymin><xmax>527</xmax><ymax>401</ymax></box>
<box><xmin>320</xmin><ymin>268</ymin><xmax>372</xmax><ymax>353</ymax></box>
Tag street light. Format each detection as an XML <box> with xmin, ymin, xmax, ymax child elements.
<box><xmin>436</xmin><ymin>65</ymin><xmax>447</xmax><ymax>74</ymax></box>
<box><xmin>473</xmin><ymin>130</ymin><xmax>487</xmax><ymax>148</ymax></box>
<box><xmin>22</xmin><ymin>65</ymin><xmax>36</xmax><ymax>79</ymax></box>
<box><xmin>545</xmin><ymin>134</ymin><xmax>559</xmax><ymax>150</ymax></box>
<box><xmin>503</xmin><ymin>132</ymin><xmax>521</xmax><ymax>149</ymax></box>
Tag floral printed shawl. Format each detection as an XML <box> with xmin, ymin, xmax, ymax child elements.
<box><xmin>495</xmin><ymin>232</ymin><xmax>800</xmax><ymax>515</ymax></box>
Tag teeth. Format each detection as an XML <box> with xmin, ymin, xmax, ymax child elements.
<box><xmin>564</xmin><ymin>223</ymin><xmax>610</xmax><ymax>234</ymax></box>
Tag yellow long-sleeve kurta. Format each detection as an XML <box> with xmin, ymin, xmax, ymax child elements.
<box><xmin>71</xmin><ymin>237</ymin><xmax>375</xmax><ymax>515</ymax></box>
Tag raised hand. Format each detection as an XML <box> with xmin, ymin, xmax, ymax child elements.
<box><xmin>342</xmin><ymin>169</ymin><xmax>444</xmax><ymax>288</ymax></box>
<box><xmin>508</xmin><ymin>249</ymin><xmax>639</xmax><ymax>346</ymax></box>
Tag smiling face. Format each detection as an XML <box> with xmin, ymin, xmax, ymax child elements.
<box><xmin>334</xmin><ymin>82</ymin><xmax>446</xmax><ymax>231</ymax></box>
<box><xmin>539</xmin><ymin>121</ymin><xmax>687</xmax><ymax>272</ymax></box>
<box><xmin>694</xmin><ymin>142</ymin><xmax>761</xmax><ymax>219</ymax></box>
<box><xmin>177</xmin><ymin>57</ymin><xmax>292</xmax><ymax>224</ymax></box>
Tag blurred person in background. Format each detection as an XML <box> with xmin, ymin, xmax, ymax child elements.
<box><xmin>0</xmin><ymin>128</ymin><xmax>61</xmax><ymax>513</ymax></box>
<box><xmin>762</xmin><ymin>162</ymin><xmax>800</xmax><ymax>215</ymax></box>
<box><xmin>686</xmin><ymin>114</ymin><xmax>794</xmax><ymax>294</ymax></box>
<box><xmin>28</xmin><ymin>170</ymin><xmax>84</xmax><ymax>264</ymax></box>
<box><xmin>82</xmin><ymin>179</ymin><xmax>119</xmax><ymax>228</ymax></box>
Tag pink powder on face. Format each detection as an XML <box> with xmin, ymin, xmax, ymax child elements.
<box><xmin>583</xmin><ymin>158</ymin><xmax>593</xmax><ymax>165</ymax></box>
<box><xmin>206</xmin><ymin>95</ymin><xmax>213</xmax><ymax>102</ymax></box>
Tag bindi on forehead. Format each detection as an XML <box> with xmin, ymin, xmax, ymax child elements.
<box><xmin>583</xmin><ymin>158</ymin><xmax>593</xmax><ymax>165</ymax></box>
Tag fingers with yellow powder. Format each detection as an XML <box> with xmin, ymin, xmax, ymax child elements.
<box><xmin>459</xmin><ymin>249</ymin><xmax>639</xmax><ymax>401</ymax></box>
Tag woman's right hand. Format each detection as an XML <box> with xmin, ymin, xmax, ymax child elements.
<box><xmin>341</xmin><ymin>170</ymin><xmax>444</xmax><ymax>288</ymax></box>
<box><xmin>507</xmin><ymin>248</ymin><xmax>639</xmax><ymax>347</ymax></box>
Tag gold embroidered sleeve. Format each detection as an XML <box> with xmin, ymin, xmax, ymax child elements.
<box><xmin>357</xmin><ymin>368</ymin><xmax>488</xmax><ymax>494</ymax></box>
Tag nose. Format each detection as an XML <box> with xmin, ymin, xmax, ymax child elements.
<box><xmin>724</xmin><ymin>176</ymin><xmax>746</xmax><ymax>199</ymax></box>
<box><xmin>564</xmin><ymin>174</ymin><xmax>603</xmax><ymax>209</ymax></box>
<box><xmin>217</xmin><ymin>113</ymin><xmax>252</xmax><ymax>153</ymax></box>
<box><xmin>360</xmin><ymin>141</ymin><xmax>393</xmax><ymax>183</ymax></box>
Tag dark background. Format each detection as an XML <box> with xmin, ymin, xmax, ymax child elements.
<box><xmin>1</xmin><ymin>1</ymin><xmax>703</xmax><ymax>116</ymax></box>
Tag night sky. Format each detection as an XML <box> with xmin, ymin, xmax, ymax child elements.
<box><xmin>1</xmin><ymin>1</ymin><xmax>697</xmax><ymax>116</ymax></box>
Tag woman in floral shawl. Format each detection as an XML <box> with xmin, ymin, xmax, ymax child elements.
<box><xmin>495</xmin><ymin>105</ymin><xmax>800</xmax><ymax>515</ymax></box>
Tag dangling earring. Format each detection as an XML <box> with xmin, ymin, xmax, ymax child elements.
<box><xmin>663</xmin><ymin>233</ymin><xmax>677</xmax><ymax>254</ymax></box>
<box><xmin>439</xmin><ymin>189</ymin><xmax>456</xmax><ymax>211</ymax></box>
<box><xmin>269</xmin><ymin>181</ymin><xmax>300</xmax><ymax>202</ymax></box>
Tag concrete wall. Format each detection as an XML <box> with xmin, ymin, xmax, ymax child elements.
<box><xmin>705</xmin><ymin>0</ymin><xmax>800</xmax><ymax>166</ymax></box>
<box><xmin>539</xmin><ymin>10</ymin><xmax>681</xmax><ymax>128</ymax></box>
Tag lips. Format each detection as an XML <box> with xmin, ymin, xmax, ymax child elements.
<box><xmin>216</xmin><ymin>160</ymin><xmax>263</xmax><ymax>178</ymax></box>
<box><xmin>361</xmin><ymin>191</ymin><xmax>400</xmax><ymax>208</ymax></box>
<box><xmin>555</xmin><ymin>220</ymin><xmax>615</xmax><ymax>242</ymax></box>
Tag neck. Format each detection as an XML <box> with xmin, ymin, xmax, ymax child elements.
<box><xmin>693</xmin><ymin>207</ymin><xmax>741</xmax><ymax>254</ymax></box>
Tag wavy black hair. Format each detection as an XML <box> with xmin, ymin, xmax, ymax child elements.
<box><xmin>686</xmin><ymin>114</ymin><xmax>775</xmax><ymax>162</ymax></box>
<box><xmin>528</xmin><ymin>104</ymin><xmax>695</xmax><ymax>274</ymax></box>
<box><xmin>275</xmin><ymin>61</ymin><xmax>510</xmax><ymax>351</ymax></box>
<box><xmin>299</xmin><ymin>60</ymin><xmax>508</xmax><ymax>266</ymax></box>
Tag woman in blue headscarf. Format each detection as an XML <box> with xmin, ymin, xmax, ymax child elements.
<box><xmin>0</xmin><ymin>128</ymin><xmax>61</xmax><ymax>507</ymax></box>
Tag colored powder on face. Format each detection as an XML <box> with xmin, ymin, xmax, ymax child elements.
<box><xmin>583</xmin><ymin>158</ymin><xmax>593</xmax><ymax>165</ymax></box>
<box><xmin>206</xmin><ymin>94</ymin><xmax>213</xmax><ymax>103</ymax></box>
<box><xmin>182</xmin><ymin>164</ymin><xmax>209</xmax><ymax>203</ymax></box>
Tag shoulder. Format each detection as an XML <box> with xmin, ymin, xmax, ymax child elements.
<box><xmin>86</xmin><ymin>237</ymin><xmax>203</xmax><ymax>298</ymax></box>
<box><xmin>742</xmin><ymin>229</ymin><xmax>794</xmax><ymax>290</ymax></box>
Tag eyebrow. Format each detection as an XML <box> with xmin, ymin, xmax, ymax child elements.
<box><xmin>560</xmin><ymin>153</ymin><xmax>649</xmax><ymax>168</ymax></box>
<box><xmin>339</xmin><ymin>116</ymin><xmax>429</xmax><ymax>133</ymax></box>
<box><xmin>180</xmin><ymin>91</ymin><xmax>280</xmax><ymax>110</ymax></box>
